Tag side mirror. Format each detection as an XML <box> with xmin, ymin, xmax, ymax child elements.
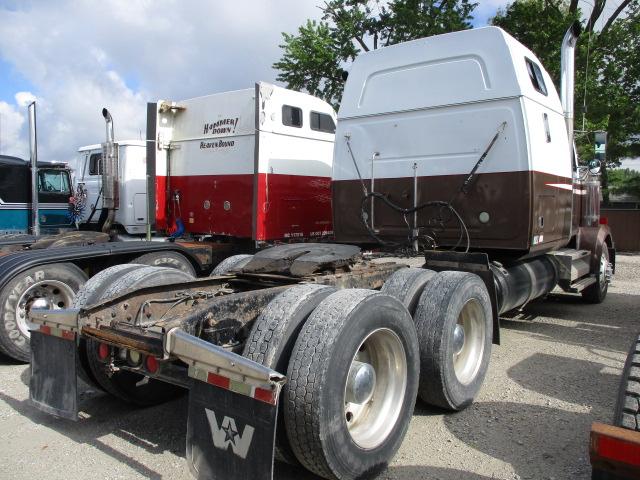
<box><xmin>594</xmin><ymin>131</ymin><xmax>607</xmax><ymax>162</ymax></box>
<box><xmin>588</xmin><ymin>159</ymin><xmax>601</xmax><ymax>175</ymax></box>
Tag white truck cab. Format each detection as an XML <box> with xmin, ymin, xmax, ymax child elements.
<box><xmin>72</xmin><ymin>141</ymin><xmax>148</xmax><ymax>235</ymax></box>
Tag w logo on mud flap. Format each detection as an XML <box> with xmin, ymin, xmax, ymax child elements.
<box><xmin>205</xmin><ymin>408</ymin><xmax>255</xmax><ymax>459</ymax></box>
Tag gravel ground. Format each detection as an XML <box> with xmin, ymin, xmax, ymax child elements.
<box><xmin>1</xmin><ymin>254</ymin><xmax>638</xmax><ymax>480</ymax></box>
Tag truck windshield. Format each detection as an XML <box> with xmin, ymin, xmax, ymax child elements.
<box><xmin>38</xmin><ymin>169</ymin><xmax>71</xmax><ymax>195</ymax></box>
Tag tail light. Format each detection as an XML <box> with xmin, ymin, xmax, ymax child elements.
<box><xmin>145</xmin><ymin>355</ymin><xmax>159</xmax><ymax>374</ymax></box>
<box><xmin>97</xmin><ymin>342</ymin><xmax>110</xmax><ymax>361</ymax></box>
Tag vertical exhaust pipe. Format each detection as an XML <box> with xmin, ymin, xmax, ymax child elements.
<box><xmin>101</xmin><ymin>108</ymin><xmax>118</xmax><ymax>233</ymax></box>
<box><xmin>560</xmin><ymin>21</ymin><xmax>582</xmax><ymax>148</ymax></box>
<box><xmin>28</xmin><ymin>101</ymin><xmax>40</xmax><ymax>237</ymax></box>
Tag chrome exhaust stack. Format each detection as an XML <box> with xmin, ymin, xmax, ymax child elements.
<box><xmin>560</xmin><ymin>21</ymin><xmax>582</xmax><ymax>147</ymax></box>
<box><xmin>101</xmin><ymin>108</ymin><xmax>119</xmax><ymax>233</ymax></box>
<box><xmin>28</xmin><ymin>101</ymin><xmax>40</xmax><ymax>237</ymax></box>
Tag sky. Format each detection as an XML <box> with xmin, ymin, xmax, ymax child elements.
<box><xmin>0</xmin><ymin>0</ymin><xmax>630</xmax><ymax>165</ymax></box>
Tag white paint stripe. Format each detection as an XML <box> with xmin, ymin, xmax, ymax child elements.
<box><xmin>545</xmin><ymin>183</ymin><xmax>573</xmax><ymax>191</ymax></box>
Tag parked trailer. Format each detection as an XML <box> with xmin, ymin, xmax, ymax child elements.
<box><xmin>0</xmin><ymin>82</ymin><xmax>336</xmax><ymax>361</ymax></box>
<box><xmin>27</xmin><ymin>25</ymin><xmax>614</xmax><ymax>480</ymax></box>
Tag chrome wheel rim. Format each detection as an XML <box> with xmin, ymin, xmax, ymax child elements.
<box><xmin>343</xmin><ymin>328</ymin><xmax>407</xmax><ymax>449</ymax></box>
<box><xmin>453</xmin><ymin>298</ymin><xmax>485</xmax><ymax>385</ymax></box>
<box><xmin>599</xmin><ymin>253</ymin><xmax>611</xmax><ymax>290</ymax></box>
<box><xmin>16</xmin><ymin>280</ymin><xmax>76</xmax><ymax>338</ymax></box>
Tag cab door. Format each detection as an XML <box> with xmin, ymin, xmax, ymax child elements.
<box><xmin>37</xmin><ymin>168</ymin><xmax>73</xmax><ymax>228</ymax></box>
<box><xmin>79</xmin><ymin>150</ymin><xmax>103</xmax><ymax>224</ymax></box>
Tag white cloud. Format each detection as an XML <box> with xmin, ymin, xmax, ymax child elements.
<box><xmin>0</xmin><ymin>98</ymin><xmax>27</xmax><ymax>158</ymax></box>
<box><xmin>0</xmin><ymin>0</ymin><xmax>323</xmax><ymax>162</ymax></box>
<box><xmin>15</xmin><ymin>91</ymin><xmax>36</xmax><ymax>108</ymax></box>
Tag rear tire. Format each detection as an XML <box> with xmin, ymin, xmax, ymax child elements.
<box><xmin>381</xmin><ymin>267</ymin><xmax>436</xmax><ymax>315</ymax></box>
<box><xmin>243</xmin><ymin>283</ymin><xmax>336</xmax><ymax>464</ymax></box>
<box><xmin>284</xmin><ymin>289</ymin><xmax>419</xmax><ymax>480</ymax></box>
<box><xmin>613</xmin><ymin>333</ymin><xmax>640</xmax><ymax>431</ymax></box>
<box><xmin>211</xmin><ymin>254</ymin><xmax>253</xmax><ymax>275</ymax></box>
<box><xmin>0</xmin><ymin>263</ymin><xmax>87</xmax><ymax>362</ymax></box>
<box><xmin>414</xmin><ymin>271</ymin><xmax>492</xmax><ymax>411</ymax></box>
<box><xmin>131</xmin><ymin>251</ymin><xmax>196</xmax><ymax>277</ymax></box>
<box><xmin>83</xmin><ymin>265</ymin><xmax>193</xmax><ymax>405</ymax></box>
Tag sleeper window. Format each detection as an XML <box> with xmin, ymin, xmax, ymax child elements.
<box><xmin>89</xmin><ymin>153</ymin><xmax>102</xmax><ymax>175</ymax></box>
<box><xmin>525</xmin><ymin>58</ymin><xmax>548</xmax><ymax>96</ymax></box>
<box><xmin>282</xmin><ymin>105</ymin><xmax>303</xmax><ymax>128</ymax></box>
<box><xmin>310</xmin><ymin>111</ymin><xmax>336</xmax><ymax>133</ymax></box>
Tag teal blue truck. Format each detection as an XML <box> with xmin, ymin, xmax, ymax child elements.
<box><xmin>0</xmin><ymin>155</ymin><xmax>72</xmax><ymax>235</ymax></box>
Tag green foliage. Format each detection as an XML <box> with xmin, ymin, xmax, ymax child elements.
<box><xmin>492</xmin><ymin>1</ymin><xmax>580</xmax><ymax>83</ymax></box>
<box><xmin>607</xmin><ymin>168</ymin><xmax>640</xmax><ymax>199</ymax></box>
<box><xmin>273</xmin><ymin>20</ymin><xmax>356</xmax><ymax>109</ymax></box>
<box><xmin>274</xmin><ymin>0</ymin><xmax>478</xmax><ymax>108</ymax></box>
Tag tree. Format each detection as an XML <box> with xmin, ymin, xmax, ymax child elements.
<box><xmin>607</xmin><ymin>168</ymin><xmax>640</xmax><ymax>200</ymax></box>
<box><xmin>492</xmin><ymin>0</ymin><xmax>639</xmax><ymax>202</ymax></box>
<box><xmin>273</xmin><ymin>0</ymin><xmax>478</xmax><ymax>108</ymax></box>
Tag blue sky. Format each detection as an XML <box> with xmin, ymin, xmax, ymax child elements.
<box><xmin>0</xmin><ymin>58</ymin><xmax>34</xmax><ymax>103</ymax></box>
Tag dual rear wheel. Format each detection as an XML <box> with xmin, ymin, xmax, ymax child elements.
<box><xmin>242</xmin><ymin>267</ymin><xmax>493</xmax><ymax>480</ymax></box>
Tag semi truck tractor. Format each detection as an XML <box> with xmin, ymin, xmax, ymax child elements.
<box><xmin>71</xmin><ymin>140</ymin><xmax>150</xmax><ymax>236</ymax></box>
<box><xmin>0</xmin><ymin>82</ymin><xmax>336</xmax><ymax>361</ymax></box>
<box><xmin>26</xmin><ymin>24</ymin><xmax>613</xmax><ymax>480</ymax></box>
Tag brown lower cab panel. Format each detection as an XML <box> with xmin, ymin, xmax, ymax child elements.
<box><xmin>332</xmin><ymin>170</ymin><xmax>572</xmax><ymax>254</ymax></box>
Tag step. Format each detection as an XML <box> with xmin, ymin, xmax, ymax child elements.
<box><xmin>566</xmin><ymin>276</ymin><xmax>597</xmax><ymax>293</ymax></box>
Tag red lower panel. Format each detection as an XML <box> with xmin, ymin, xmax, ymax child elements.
<box><xmin>155</xmin><ymin>173</ymin><xmax>333</xmax><ymax>241</ymax></box>
<box><xmin>254</xmin><ymin>173</ymin><xmax>332</xmax><ymax>241</ymax></box>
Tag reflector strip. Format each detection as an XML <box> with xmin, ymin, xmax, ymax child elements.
<box><xmin>207</xmin><ymin>372</ymin><xmax>230</xmax><ymax>389</ymax></box>
<box><xmin>38</xmin><ymin>324</ymin><xmax>75</xmax><ymax>341</ymax></box>
<box><xmin>188</xmin><ymin>365</ymin><xmax>277</xmax><ymax>405</ymax></box>
<box><xmin>254</xmin><ymin>387</ymin><xmax>276</xmax><ymax>404</ymax></box>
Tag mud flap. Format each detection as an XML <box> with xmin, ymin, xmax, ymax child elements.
<box><xmin>186</xmin><ymin>380</ymin><xmax>278</xmax><ymax>480</ymax></box>
<box><xmin>29</xmin><ymin>329</ymin><xmax>78</xmax><ymax>420</ymax></box>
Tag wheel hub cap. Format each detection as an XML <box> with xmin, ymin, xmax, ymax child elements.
<box><xmin>452</xmin><ymin>298</ymin><xmax>486</xmax><ymax>385</ymax></box>
<box><xmin>16</xmin><ymin>280</ymin><xmax>76</xmax><ymax>338</ymax></box>
<box><xmin>453</xmin><ymin>324</ymin><xmax>465</xmax><ymax>355</ymax></box>
<box><xmin>343</xmin><ymin>328</ymin><xmax>407</xmax><ymax>450</ymax></box>
<box><xmin>346</xmin><ymin>361</ymin><xmax>377</xmax><ymax>405</ymax></box>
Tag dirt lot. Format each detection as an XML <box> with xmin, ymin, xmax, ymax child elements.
<box><xmin>0</xmin><ymin>254</ymin><xmax>638</xmax><ymax>480</ymax></box>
